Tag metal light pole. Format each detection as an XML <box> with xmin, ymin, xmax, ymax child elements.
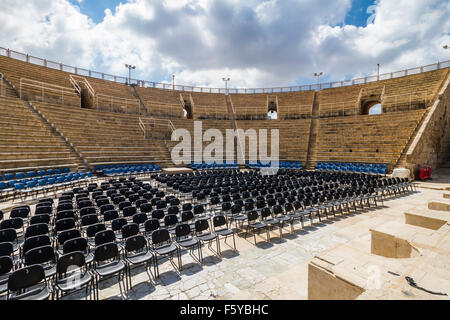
<box><xmin>377</xmin><ymin>64</ymin><xmax>380</xmax><ymax>80</ymax></box>
<box><xmin>125</xmin><ymin>64</ymin><xmax>136</xmax><ymax>85</ymax></box>
<box><xmin>172</xmin><ymin>74</ymin><xmax>175</xmax><ymax>90</ymax></box>
<box><xmin>314</xmin><ymin>72</ymin><xmax>323</xmax><ymax>90</ymax></box>
<box><xmin>222</xmin><ymin>77</ymin><xmax>230</xmax><ymax>95</ymax></box>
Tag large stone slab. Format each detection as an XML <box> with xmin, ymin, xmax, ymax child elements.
<box><xmin>404</xmin><ymin>209</ymin><xmax>448</xmax><ymax>230</ymax></box>
<box><xmin>428</xmin><ymin>199</ymin><xmax>450</xmax><ymax>212</ymax></box>
<box><xmin>369</xmin><ymin>221</ymin><xmax>441</xmax><ymax>258</ymax></box>
<box><xmin>392</xmin><ymin>168</ymin><xmax>411</xmax><ymax>179</ymax></box>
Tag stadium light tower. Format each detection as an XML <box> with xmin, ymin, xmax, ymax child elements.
<box><xmin>125</xmin><ymin>64</ymin><xmax>136</xmax><ymax>85</ymax></box>
<box><xmin>314</xmin><ymin>72</ymin><xmax>323</xmax><ymax>89</ymax></box>
<box><xmin>377</xmin><ymin>64</ymin><xmax>380</xmax><ymax>80</ymax></box>
<box><xmin>172</xmin><ymin>74</ymin><xmax>175</xmax><ymax>90</ymax></box>
<box><xmin>222</xmin><ymin>77</ymin><xmax>230</xmax><ymax>94</ymax></box>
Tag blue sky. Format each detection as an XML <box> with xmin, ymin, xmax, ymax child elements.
<box><xmin>1</xmin><ymin>0</ymin><xmax>449</xmax><ymax>88</ymax></box>
<box><xmin>69</xmin><ymin>0</ymin><xmax>123</xmax><ymax>23</ymax></box>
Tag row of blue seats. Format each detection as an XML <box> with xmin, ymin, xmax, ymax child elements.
<box><xmin>316</xmin><ymin>162</ymin><xmax>387</xmax><ymax>174</ymax></box>
<box><xmin>188</xmin><ymin>162</ymin><xmax>239</xmax><ymax>170</ymax></box>
<box><xmin>0</xmin><ymin>168</ymin><xmax>72</xmax><ymax>182</ymax></box>
<box><xmin>0</xmin><ymin>171</ymin><xmax>94</xmax><ymax>192</ymax></box>
<box><xmin>94</xmin><ymin>163</ymin><xmax>160</xmax><ymax>171</ymax></box>
<box><xmin>103</xmin><ymin>164</ymin><xmax>161</xmax><ymax>176</ymax></box>
<box><xmin>247</xmin><ymin>161</ymin><xmax>303</xmax><ymax>169</ymax></box>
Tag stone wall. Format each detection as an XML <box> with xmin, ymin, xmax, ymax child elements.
<box><xmin>405</xmin><ymin>72</ymin><xmax>450</xmax><ymax>177</ymax></box>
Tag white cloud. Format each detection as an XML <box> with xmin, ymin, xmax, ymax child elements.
<box><xmin>0</xmin><ymin>0</ymin><xmax>448</xmax><ymax>88</ymax></box>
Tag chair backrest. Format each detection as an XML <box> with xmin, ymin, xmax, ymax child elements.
<box><xmin>0</xmin><ymin>256</ymin><xmax>13</xmax><ymax>277</ymax></box>
<box><xmin>0</xmin><ymin>242</ymin><xmax>14</xmax><ymax>257</ymax></box>
<box><xmin>247</xmin><ymin>210</ymin><xmax>259</xmax><ymax>222</ymax></box>
<box><xmin>57</xmin><ymin>228</ymin><xmax>82</xmax><ymax>247</ymax></box>
<box><xmin>22</xmin><ymin>235</ymin><xmax>52</xmax><ymax>256</ymax></box>
<box><xmin>94</xmin><ymin>243</ymin><xmax>119</xmax><ymax>262</ymax></box>
<box><xmin>30</xmin><ymin>214</ymin><xmax>51</xmax><ymax>226</ymax></box>
<box><xmin>0</xmin><ymin>228</ymin><xmax>17</xmax><ymax>243</ymax></box>
<box><xmin>63</xmin><ymin>237</ymin><xmax>88</xmax><ymax>254</ymax></box>
<box><xmin>125</xmin><ymin>235</ymin><xmax>147</xmax><ymax>254</ymax></box>
<box><xmin>55</xmin><ymin>210</ymin><xmax>75</xmax><ymax>222</ymax></box>
<box><xmin>86</xmin><ymin>223</ymin><xmax>107</xmax><ymax>238</ymax></box>
<box><xmin>0</xmin><ymin>218</ymin><xmax>23</xmax><ymax>231</ymax></box>
<box><xmin>57</xmin><ymin>252</ymin><xmax>86</xmax><ymax>276</ymax></box>
<box><xmin>79</xmin><ymin>206</ymin><xmax>97</xmax><ymax>218</ymax></box>
<box><xmin>175</xmin><ymin>223</ymin><xmax>191</xmax><ymax>238</ymax></box>
<box><xmin>151</xmin><ymin>228</ymin><xmax>171</xmax><ymax>246</ymax></box>
<box><xmin>272</xmin><ymin>204</ymin><xmax>283</xmax><ymax>215</ymax></box>
<box><xmin>213</xmin><ymin>215</ymin><xmax>227</xmax><ymax>229</ymax></box>
<box><xmin>25</xmin><ymin>245</ymin><xmax>56</xmax><ymax>266</ymax></box>
<box><xmin>181</xmin><ymin>210</ymin><xmax>194</xmax><ymax>222</ymax></box>
<box><xmin>140</xmin><ymin>203</ymin><xmax>152</xmax><ymax>213</ymax></box>
<box><xmin>55</xmin><ymin>218</ymin><xmax>76</xmax><ymax>233</ymax></box>
<box><xmin>25</xmin><ymin>223</ymin><xmax>49</xmax><ymax>239</ymax></box>
<box><xmin>260</xmin><ymin>207</ymin><xmax>272</xmax><ymax>219</ymax></box>
<box><xmin>100</xmin><ymin>204</ymin><xmax>115</xmax><ymax>215</ymax></box>
<box><xmin>151</xmin><ymin>209</ymin><xmax>165</xmax><ymax>220</ymax></box>
<box><xmin>122</xmin><ymin>223</ymin><xmax>140</xmax><ymax>239</ymax></box>
<box><xmin>123</xmin><ymin>206</ymin><xmax>137</xmax><ymax>217</ymax></box>
<box><xmin>195</xmin><ymin>219</ymin><xmax>210</xmax><ymax>233</ymax></box>
<box><xmin>164</xmin><ymin>214</ymin><xmax>178</xmax><ymax>227</ymax></box>
<box><xmin>10</xmin><ymin>206</ymin><xmax>30</xmax><ymax>219</ymax></box>
<box><xmin>8</xmin><ymin>265</ymin><xmax>46</xmax><ymax>293</ymax></box>
<box><xmin>81</xmin><ymin>214</ymin><xmax>99</xmax><ymax>227</ymax></box>
<box><xmin>144</xmin><ymin>219</ymin><xmax>160</xmax><ymax>233</ymax></box>
<box><xmin>103</xmin><ymin>210</ymin><xmax>119</xmax><ymax>222</ymax></box>
<box><xmin>35</xmin><ymin>205</ymin><xmax>52</xmax><ymax>216</ymax></box>
<box><xmin>94</xmin><ymin>230</ymin><xmax>116</xmax><ymax>247</ymax></box>
<box><xmin>182</xmin><ymin>203</ymin><xmax>193</xmax><ymax>211</ymax></box>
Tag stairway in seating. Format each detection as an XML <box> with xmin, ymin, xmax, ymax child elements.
<box><xmin>225</xmin><ymin>94</ymin><xmax>245</xmax><ymax>166</ymax></box>
<box><xmin>305</xmin><ymin>92</ymin><xmax>320</xmax><ymax>169</ymax></box>
<box><xmin>394</xmin><ymin>108</ymin><xmax>430</xmax><ymax>169</ymax></box>
<box><xmin>130</xmin><ymin>85</ymin><xmax>149</xmax><ymax>115</ymax></box>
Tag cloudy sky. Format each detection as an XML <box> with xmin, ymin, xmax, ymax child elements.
<box><xmin>0</xmin><ymin>0</ymin><xmax>449</xmax><ymax>88</ymax></box>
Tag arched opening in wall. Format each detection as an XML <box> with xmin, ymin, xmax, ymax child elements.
<box><xmin>268</xmin><ymin>100</ymin><xmax>277</xmax><ymax>120</ymax></box>
<box><xmin>361</xmin><ymin>100</ymin><xmax>382</xmax><ymax>115</ymax></box>
<box><xmin>183</xmin><ymin>100</ymin><xmax>193</xmax><ymax>119</ymax></box>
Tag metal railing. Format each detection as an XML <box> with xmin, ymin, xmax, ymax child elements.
<box><xmin>382</xmin><ymin>90</ymin><xmax>429</xmax><ymax>112</ymax></box>
<box><xmin>96</xmin><ymin>94</ymin><xmax>141</xmax><ymax>114</ymax></box>
<box><xmin>69</xmin><ymin>74</ymin><xmax>95</xmax><ymax>98</ymax></box>
<box><xmin>19</xmin><ymin>78</ymin><xmax>79</xmax><ymax>105</ymax></box>
<box><xmin>1</xmin><ymin>46</ymin><xmax>449</xmax><ymax>94</ymax></box>
<box><xmin>278</xmin><ymin>104</ymin><xmax>313</xmax><ymax>119</ymax></box>
<box><xmin>319</xmin><ymin>100</ymin><xmax>360</xmax><ymax>117</ymax></box>
<box><xmin>139</xmin><ymin>117</ymin><xmax>176</xmax><ymax>139</ymax></box>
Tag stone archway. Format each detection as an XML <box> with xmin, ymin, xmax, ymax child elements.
<box><xmin>361</xmin><ymin>100</ymin><xmax>382</xmax><ymax>115</ymax></box>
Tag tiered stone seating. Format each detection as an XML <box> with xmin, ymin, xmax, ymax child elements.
<box><xmin>33</xmin><ymin>102</ymin><xmax>173</xmax><ymax>168</ymax></box>
<box><xmin>85</xmin><ymin>77</ymin><xmax>141</xmax><ymax>115</ymax></box>
<box><xmin>277</xmin><ymin>91</ymin><xmax>315</xmax><ymax>119</ymax></box>
<box><xmin>318</xmin><ymin>86</ymin><xmax>360</xmax><ymax>117</ymax></box>
<box><xmin>168</xmin><ymin>119</ymin><xmax>235</xmax><ymax>163</ymax></box>
<box><xmin>379</xmin><ymin>69</ymin><xmax>448</xmax><ymax>112</ymax></box>
<box><xmin>230</xmin><ymin>93</ymin><xmax>268</xmax><ymax>120</ymax></box>
<box><xmin>0</xmin><ymin>55</ymin><xmax>80</xmax><ymax>107</ymax></box>
<box><xmin>190</xmin><ymin>92</ymin><xmax>229</xmax><ymax>120</ymax></box>
<box><xmin>136</xmin><ymin>86</ymin><xmax>184</xmax><ymax>118</ymax></box>
<box><xmin>0</xmin><ymin>96</ymin><xmax>79</xmax><ymax>173</ymax></box>
<box><xmin>236</xmin><ymin>120</ymin><xmax>312</xmax><ymax>162</ymax></box>
<box><xmin>315</xmin><ymin>109</ymin><xmax>426</xmax><ymax>167</ymax></box>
